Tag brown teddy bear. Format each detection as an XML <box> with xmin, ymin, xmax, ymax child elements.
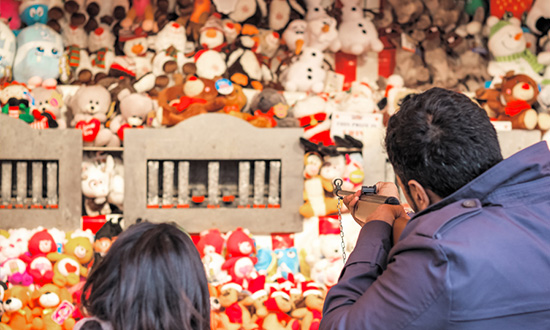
<box><xmin>1</xmin><ymin>286</ymin><xmax>32</xmax><ymax>330</ymax></box>
<box><xmin>159</xmin><ymin>76</ymin><xmax>227</xmax><ymax>126</ymax></box>
<box><xmin>476</xmin><ymin>71</ymin><xmax>550</xmax><ymax>130</ymax></box>
<box><xmin>30</xmin><ymin>284</ymin><xmax>75</xmax><ymax>330</ymax></box>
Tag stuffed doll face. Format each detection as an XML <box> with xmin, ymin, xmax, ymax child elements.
<box><xmin>275</xmin><ymin>248</ymin><xmax>298</xmax><ymax>278</ymax></box>
<box><xmin>304</xmin><ymin>153</ymin><xmax>322</xmax><ymax>178</ymax></box>
<box><xmin>2</xmin><ymin>287</ymin><xmax>30</xmax><ymax>312</ymax></box>
<box><xmin>219</xmin><ymin>288</ymin><xmax>239</xmax><ymax>307</ymax></box>
<box><xmin>283</xmin><ymin>20</ymin><xmax>307</xmax><ymax>53</ymax></box>
<box><xmin>305</xmin><ymin>293</ymin><xmax>324</xmax><ymax>311</ymax></box>
<box><xmin>31</xmin><ymin>87</ymin><xmax>64</xmax><ymax>119</ymax></box>
<box><xmin>21</xmin><ymin>4</ymin><xmax>48</xmax><ymax>26</ymax></box>
<box><xmin>66</xmin><ymin>238</ymin><xmax>94</xmax><ymax>264</ymax></box>
<box><xmin>307</xmin><ymin>16</ymin><xmax>338</xmax><ymax>44</ymax></box>
<box><xmin>0</xmin><ymin>85</ymin><xmax>29</xmax><ymax>104</ymax></box>
<box><xmin>120</xmin><ymin>94</ymin><xmax>152</xmax><ymax>126</ymax></box>
<box><xmin>488</xmin><ymin>23</ymin><xmax>526</xmax><ymax>57</ymax></box>
<box><xmin>320</xmin><ymin>155</ymin><xmax>346</xmax><ymax>182</ymax></box>
<box><xmin>81</xmin><ymin>162</ymin><xmax>111</xmax><ymax>200</ymax></box>
<box><xmin>274</xmin><ymin>295</ymin><xmax>292</xmax><ymax>313</ymax></box>
<box><xmin>319</xmin><ymin>234</ymin><xmax>341</xmax><ymax>259</ymax></box>
<box><xmin>74</xmin><ymin>86</ymin><xmax>111</xmax><ymax>120</ymax></box>
<box><xmin>501</xmin><ymin>74</ymin><xmax>538</xmax><ymax>104</ymax></box>
<box><xmin>94</xmin><ymin>237</ymin><xmax>113</xmax><ymax>256</ymax></box>
<box><xmin>123</xmin><ymin>37</ymin><xmax>149</xmax><ymax>57</ymax></box>
<box><xmin>88</xmin><ymin>25</ymin><xmax>116</xmax><ymax>53</ymax></box>
<box><xmin>200</xmin><ymin>28</ymin><xmax>225</xmax><ymax>49</ymax></box>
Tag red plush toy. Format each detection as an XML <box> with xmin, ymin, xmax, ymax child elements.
<box><xmin>222</xmin><ymin>228</ymin><xmax>258</xmax><ymax>286</ymax></box>
<box><xmin>18</xmin><ymin>230</ymin><xmax>56</xmax><ymax>286</ymax></box>
<box><xmin>196</xmin><ymin>228</ymin><xmax>225</xmax><ymax>258</ymax></box>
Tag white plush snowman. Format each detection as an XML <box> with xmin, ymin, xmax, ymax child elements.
<box><xmin>305</xmin><ymin>15</ymin><xmax>341</xmax><ymax>52</ymax></box>
<box><xmin>305</xmin><ymin>0</ymin><xmax>328</xmax><ymax>21</ymax></box>
<box><xmin>338</xmin><ymin>0</ymin><xmax>383</xmax><ymax>56</ymax></box>
<box><xmin>282</xmin><ymin>19</ymin><xmax>307</xmax><ymax>55</ymax></box>
<box><xmin>282</xmin><ymin>47</ymin><xmax>326</xmax><ymax>93</ymax></box>
<box><xmin>487</xmin><ymin>16</ymin><xmax>550</xmax><ymax>84</ymax></box>
<box><xmin>0</xmin><ymin>21</ymin><xmax>16</xmax><ymax>80</ymax></box>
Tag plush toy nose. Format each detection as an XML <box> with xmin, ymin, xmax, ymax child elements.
<box><xmin>226</xmin><ymin>22</ymin><xmax>234</xmax><ymax>29</ymax></box>
<box><xmin>94</xmin><ymin>27</ymin><xmax>104</xmax><ymax>35</ymax></box>
<box><xmin>189</xmin><ymin>76</ymin><xmax>198</xmax><ymax>81</ymax></box>
<box><xmin>132</xmin><ymin>44</ymin><xmax>144</xmax><ymax>54</ymax></box>
<box><xmin>273</xmin><ymin>31</ymin><xmax>279</xmax><ymax>39</ymax></box>
<box><xmin>172</xmin><ymin>22</ymin><xmax>179</xmax><ymax>28</ymax></box>
<box><xmin>522</xmin><ymin>83</ymin><xmax>530</xmax><ymax>90</ymax></box>
<box><xmin>514</xmin><ymin>32</ymin><xmax>523</xmax><ymax>40</ymax></box>
<box><xmin>322</xmin><ymin>24</ymin><xmax>330</xmax><ymax>33</ymax></box>
<box><xmin>206</xmin><ymin>29</ymin><xmax>217</xmax><ymax>38</ymax></box>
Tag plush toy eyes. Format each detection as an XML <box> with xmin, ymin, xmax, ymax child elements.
<box><xmin>351</xmin><ymin>7</ymin><xmax>357</xmax><ymax>11</ymax></box>
<box><xmin>37</xmin><ymin>47</ymin><xmax>44</xmax><ymax>53</ymax></box>
<box><xmin>362</xmin><ymin>29</ymin><xmax>367</xmax><ymax>34</ymax></box>
<box><xmin>51</xmin><ymin>48</ymin><xmax>58</xmax><ymax>55</ymax></box>
<box><xmin>287</xmin><ymin>250</ymin><xmax>296</xmax><ymax>258</ymax></box>
<box><xmin>314</xmin><ymin>7</ymin><xmax>319</xmax><ymax>12</ymax></box>
<box><xmin>358</xmin><ymin>23</ymin><xmax>363</xmax><ymax>28</ymax></box>
<box><xmin>30</xmin><ymin>8</ymin><xmax>36</xmax><ymax>17</ymax></box>
<box><xmin>96</xmin><ymin>101</ymin><xmax>99</xmax><ymax>105</ymax></box>
<box><xmin>37</xmin><ymin>7</ymin><xmax>44</xmax><ymax>17</ymax></box>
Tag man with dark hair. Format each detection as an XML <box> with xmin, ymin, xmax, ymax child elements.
<box><xmin>320</xmin><ymin>88</ymin><xmax>550</xmax><ymax>329</ymax></box>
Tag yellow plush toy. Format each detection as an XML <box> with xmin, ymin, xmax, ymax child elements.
<box><xmin>46</xmin><ymin>253</ymin><xmax>88</xmax><ymax>288</ymax></box>
<box><xmin>63</xmin><ymin>236</ymin><xmax>94</xmax><ymax>266</ymax></box>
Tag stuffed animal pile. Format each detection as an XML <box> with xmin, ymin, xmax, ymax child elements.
<box><xmin>0</xmin><ymin>222</ymin><xmax>337</xmax><ymax>330</ymax></box>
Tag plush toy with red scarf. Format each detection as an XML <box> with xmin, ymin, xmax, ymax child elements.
<box><xmin>222</xmin><ymin>227</ymin><xmax>258</xmax><ymax>286</ymax></box>
<box><xmin>291</xmin><ymin>281</ymin><xmax>324</xmax><ymax>330</ymax></box>
<box><xmin>218</xmin><ymin>282</ymin><xmax>256</xmax><ymax>330</ymax></box>
<box><xmin>262</xmin><ymin>287</ymin><xmax>300</xmax><ymax>330</ymax></box>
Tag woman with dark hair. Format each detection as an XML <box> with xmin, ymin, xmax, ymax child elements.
<box><xmin>74</xmin><ymin>222</ymin><xmax>210</xmax><ymax>330</ymax></box>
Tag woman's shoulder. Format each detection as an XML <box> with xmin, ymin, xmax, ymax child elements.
<box><xmin>74</xmin><ymin>317</ymin><xmax>113</xmax><ymax>330</ymax></box>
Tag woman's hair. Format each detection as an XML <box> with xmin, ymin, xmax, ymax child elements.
<box><xmin>81</xmin><ymin>222</ymin><xmax>210</xmax><ymax>330</ymax></box>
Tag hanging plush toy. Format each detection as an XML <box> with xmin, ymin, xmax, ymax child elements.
<box><xmin>88</xmin><ymin>24</ymin><xmax>116</xmax><ymax>82</ymax></box>
<box><xmin>29</xmin><ymin>86</ymin><xmax>66</xmax><ymax>129</ymax></box>
<box><xmin>0</xmin><ymin>22</ymin><xmax>16</xmax><ymax>80</ymax></box>
<box><xmin>68</xmin><ymin>85</ymin><xmax>120</xmax><ymax>147</ymax></box>
<box><xmin>194</xmin><ymin>15</ymin><xmax>228</xmax><ymax>80</ymax></box>
<box><xmin>338</xmin><ymin>0</ymin><xmax>383</xmax><ymax>56</ymax></box>
<box><xmin>59</xmin><ymin>22</ymin><xmax>93</xmax><ymax>84</ymax></box>
<box><xmin>13</xmin><ymin>24</ymin><xmax>64</xmax><ymax>88</ymax></box>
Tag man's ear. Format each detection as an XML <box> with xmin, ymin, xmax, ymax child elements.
<box><xmin>407</xmin><ymin>180</ymin><xmax>431</xmax><ymax>211</ymax></box>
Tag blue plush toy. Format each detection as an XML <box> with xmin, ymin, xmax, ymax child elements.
<box><xmin>0</xmin><ymin>21</ymin><xmax>17</xmax><ymax>79</ymax></box>
<box><xmin>13</xmin><ymin>23</ymin><xmax>63</xmax><ymax>86</ymax></box>
<box><xmin>255</xmin><ymin>248</ymin><xmax>274</xmax><ymax>274</ymax></box>
<box><xmin>275</xmin><ymin>247</ymin><xmax>299</xmax><ymax>279</ymax></box>
<box><xmin>19</xmin><ymin>0</ymin><xmax>49</xmax><ymax>26</ymax></box>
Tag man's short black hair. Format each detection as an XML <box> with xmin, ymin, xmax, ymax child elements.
<box><xmin>385</xmin><ymin>87</ymin><xmax>503</xmax><ymax>198</ymax></box>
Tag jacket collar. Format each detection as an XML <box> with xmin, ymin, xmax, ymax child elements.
<box><xmin>412</xmin><ymin>141</ymin><xmax>550</xmax><ymax>218</ymax></box>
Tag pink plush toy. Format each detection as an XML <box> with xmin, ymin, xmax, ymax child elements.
<box><xmin>0</xmin><ymin>0</ymin><xmax>21</xmax><ymax>30</ymax></box>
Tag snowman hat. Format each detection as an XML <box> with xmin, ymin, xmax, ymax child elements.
<box><xmin>19</xmin><ymin>0</ymin><xmax>50</xmax><ymax>13</ymax></box>
<box><xmin>489</xmin><ymin>20</ymin><xmax>512</xmax><ymax>38</ymax></box>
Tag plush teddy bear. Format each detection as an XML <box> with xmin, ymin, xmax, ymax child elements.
<box><xmin>241</xmin><ymin>274</ymin><xmax>269</xmax><ymax>325</ymax></box>
<box><xmin>159</xmin><ymin>76</ymin><xmax>227</xmax><ymax>126</ymax></box>
<box><xmin>12</xmin><ymin>24</ymin><xmax>64</xmax><ymax>88</ymax></box>
<box><xmin>29</xmin><ymin>86</ymin><xmax>66</xmax><ymax>129</ymax></box>
<box><xmin>63</xmin><ymin>236</ymin><xmax>94</xmax><ymax>267</ymax></box>
<box><xmin>222</xmin><ymin>228</ymin><xmax>258</xmax><ymax>286</ymax></box>
<box><xmin>1</xmin><ymin>285</ymin><xmax>32</xmax><ymax>330</ymax></box>
<box><xmin>486</xmin><ymin>16</ymin><xmax>550</xmax><ymax>84</ymax></box>
<box><xmin>282</xmin><ymin>47</ymin><xmax>326</xmax><ymax>93</ymax></box>
<box><xmin>0</xmin><ymin>22</ymin><xmax>16</xmax><ymax>80</ymax></box>
<box><xmin>309</xmin><ymin>221</ymin><xmax>344</xmax><ymax>288</ymax></box>
<box><xmin>110</xmin><ymin>91</ymin><xmax>154</xmax><ymax>141</ymax></box>
<box><xmin>262</xmin><ymin>288</ymin><xmax>299</xmax><ymax>330</ymax></box>
<box><xmin>476</xmin><ymin>71</ymin><xmax>550</xmax><ymax>130</ymax></box>
<box><xmin>30</xmin><ymin>283</ymin><xmax>75</xmax><ymax>330</ymax></box>
<box><xmin>218</xmin><ymin>282</ymin><xmax>255</xmax><ymax>330</ymax></box>
<box><xmin>46</xmin><ymin>252</ymin><xmax>88</xmax><ymax>288</ymax></box>
<box><xmin>291</xmin><ymin>281</ymin><xmax>324</xmax><ymax>330</ymax></box>
<box><xmin>18</xmin><ymin>229</ymin><xmax>56</xmax><ymax>286</ymax></box>
<box><xmin>338</xmin><ymin>0</ymin><xmax>383</xmax><ymax>56</ymax></box>
<box><xmin>68</xmin><ymin>85</ymin><xmax>120</xmax><ymax>147</ymax></box>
